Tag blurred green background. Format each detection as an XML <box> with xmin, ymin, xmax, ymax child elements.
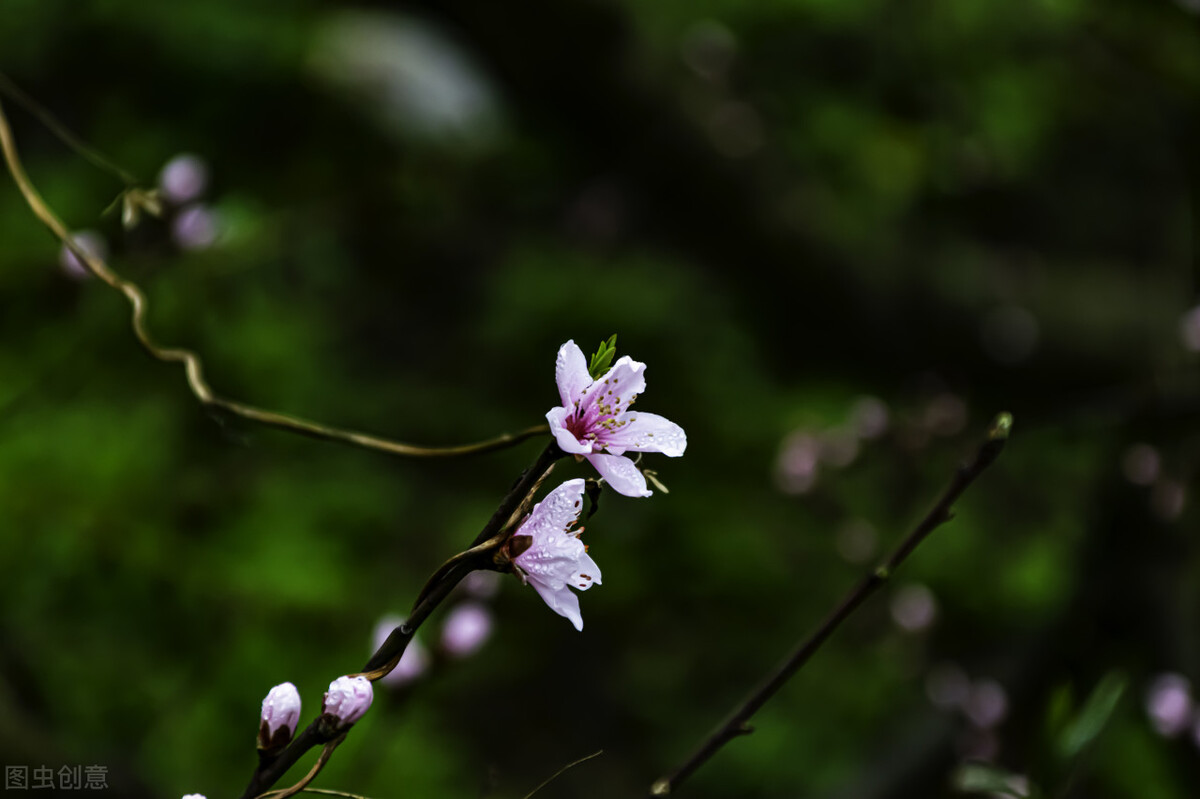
<box><xmin>2</xmin><ymin>0</ymin><xmax>1199</xmax><ymax>796</ymax></box>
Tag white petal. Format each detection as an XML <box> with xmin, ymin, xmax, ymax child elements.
<box><xmin>602</xmin><ymin>411</ymin><xmax>687</xmax><ymax>457</ymax></box>
<box><xmin>571</xmin><ymin>550</ymin><xmax>602</xmax><ymax>590</ymax></box>
<box><xmin>528</xmin><ymin>574</ymin><xmax>585</xmax><ymax>630</ymax></box>
<box><xmin>516</xmin><ymin>479</ymin><xmax>587</xmax><ymax>540</ymax></box>
<box><xmin>580</xmin><ymin>356</ymin><xmax>647</xmax><ymax>423</ymax></box>
<box><xmin>555</xmin><ymin>340</ymin><xmax>593</xmax><ymax>407</ymax></box>
<box><xmin>586</xmin><ymin>452</ymin><xmax>651</xmax><ymax>498</ymax></box>
<box><xmin>546</xmin><ymin>406</ymin><xmax>592</xmax><ymax>454</ymax></box>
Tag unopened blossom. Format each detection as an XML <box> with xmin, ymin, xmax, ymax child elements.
<box><xmin>181</xmin><ymin>795</ymin><xmax>206</xmax><ymax>799</ymax></box>
<box><xmin>546</xmin><ymin>340</ymin><xmax>686</xmax><ymax>497</ymax></box>
<box><xmin>322</xmin><ymin>675</ymin><xmax>373</xmax><ymax>731</ymax></box>
<box><xmin>510</xmin><ymin>478</ymin><xmax>601</xmax><ymax>631</ymax></box>
<box><xmin>257</xmin><ymin>681</ymin><xmax>302</xmax><ymax>752</ymax></box>
<box><xmin>158</xmin><ymin>153</ymin><xmax>210</xmax><ymax>205</ymax></box>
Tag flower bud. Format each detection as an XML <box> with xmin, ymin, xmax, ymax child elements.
<box><xmin>181</xmin><ymin>794</ymin><xmax>207</xmax><ymax>799</ymax></box>
<box><xmin>257</xmin><ymin>681</ymin><xmax>302</xmax><ymax>752</ymax></box>
<box><xmin>158</xmin><ymin>153</ymin><xmax>210</xmax><ymax>205</ymax></box>
<box><xmin>322</xmin><ymin>675</ymin><xmax>373</xmax><ymax>731</ymax></box>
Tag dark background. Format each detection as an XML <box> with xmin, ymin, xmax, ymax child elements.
<box><xmin>1</xmin><ymin>0</ymin><xmax>1198</xmax><ymax>796</ymax></box>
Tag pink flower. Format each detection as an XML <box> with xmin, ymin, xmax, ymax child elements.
<box><xmin>511</xmin><ymin>478</ymin><xmax>602</xmax><ymax>631</ymax></box>
<box><xmin>546</xmin><ymin>340</ymin><xmax>686</xmax><ymax>497</ymax></box>
<box><xmin>258</xmin><ymin>681</ymin><xmax>302</xmax><ymax>751</ymax></box>
<box><xmin>322</xmin><ymin>675</ymin><xmax>373</xmax><ymax>730</ymax></box>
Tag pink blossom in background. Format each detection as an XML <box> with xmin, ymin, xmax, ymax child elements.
<box><xmin>441</xmin><ymin>601</ymin><xmax>493</xmax><ymax>657</ymax></box>
<box><xmin>926</xmin><ymin>662</ymin><xmax>970</xmax><ymax>711</ymax></box>
<box><xmin>889</xmin><ymin>584</ymin><xmax>938</xmax><ymax>633</ymax></box>
<box><xmin>158</xmin><ymin>153</ymin><xmax>210</xmax><ymax>205</ymax></box>
<box><xmin>58</xmin><ymin>230</ymin><xmax>107</xmax><ymax>280</ymax></box>
<box><xmin>171</xmin><ymin>204</ymin><xmax>220</xmax><ymax>250</ymax></box>
<box><xmin>1122</xmin><ymin>443</ymin><xmax>1161</xmax><ymax>486</ymax></box>
<box><xmin>1179</xmin><ymin>304</ymin><xmax>1200</xmax><ymax>352</ymax></box>
<box><xmin>546</xmin><ymin>340</ymin><xmax>686</xmax><ymax>498</ymax></box>
<box><xmin>1146</xmin><ymin>673</ymin><xmax>1192</xmax><ymax>737</ymax></box>
<box><xmin>850</xmin><ymin>395</ymin><xmax>889</xmax><ymax>440</ymax></box>
<box><xmin>461</xmin><ymin>570</ymin><xmax>502</xmax><ymax>599</ymax></box>
<box><xmin>511</xmin><ymin>478</ymin><xmax>602</xmax><ymax>631</ymax></box>
<box><xmin>372</xmin><ymin>614</ymin><xmax>429</xmax><ymax>686</ymax></box>
<box><xmin>776</xmin><ymin>431</ymin><xmax>820</xmax><ymax>495</ymax></box>
<box><xmin>964</xmin><ymin>678</ymin><xmax>1009</xmax><ymax>729</ymax></box>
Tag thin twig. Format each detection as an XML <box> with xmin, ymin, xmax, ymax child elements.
<box><xmin>238</xmin><ymin>442</ymin><xmax>567</xmax><ymax>799</ymax></box>
<box><xmin>521</xmin><ymin>750</ymin><xmax>604</xmax><ymax>799</ymax></box>
<box><xmin>256</xmin><ymin>736</ymin><xmax>345</xmax><ymax>799</ymax></box>
<box><xmin>649</xmin><ymin>413</ymin><xmax>1013</xmax><ymax>796</ymax></box>
<box><xmin>0</xmin><ymin>72</ymin><xmax>139</xmax><ymax>185</ymax></box>
<box><xmin>0</xmin><ymin>95</ymin><xmax>548</xmax><ymax>459</ymax></box>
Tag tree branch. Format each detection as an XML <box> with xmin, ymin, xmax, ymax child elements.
<box><xmin>649</xmin><ymin>413</ymin><xmax>1013</xmax><ymax>796</ymax></box>
<box><xmin>0</xmin><ymin>94</ymin><xmax>547</xmax><ymax>460</ymax></box>
<box><xmin>237</xmin><ymin>441</ymin><xmax>566</xmax><ymax>799</ymax></box>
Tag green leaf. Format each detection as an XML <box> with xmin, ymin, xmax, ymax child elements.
<box><xmin>1057</xmin><ymin>671</ymin><xmax>1127</xmax><ymax>759</ymax></box>
<box><xmin>587</xmin><ymin>333</ymin><xmax>618</xmax><ymax>380</ymax></box>
<box><xmin>952</xmin><ymin>763</ymin><xmax>1030</xmax><ymax>797</ymax></box>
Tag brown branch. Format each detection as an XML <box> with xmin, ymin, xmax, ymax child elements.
<box><xmin>649</xmin><ymin>413</ymin><xmax>1013</xmax><ymax>796</ymax></box>
<box><xmin>0</xmin><ymin>94</ymin><xmax>548</xmax><ymax>460</ymax></box>
<box><xmin>237</xmin><ymin>441</ymin><xmax>566</xmax><ymax>799</ymax></box>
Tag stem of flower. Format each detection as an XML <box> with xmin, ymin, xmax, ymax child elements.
<box><xmin>237</xmin><ymin>441</ymin><xmax>566</xmax><ymax>799</ymax></box>
<box><xmin>0</xmin><ymin>95</ymin><xmax>548</xmax><ymax>461</ymax></box>
<box><xmin>649</xmin><ymin>413</ymin><xmax>1012</xmax><ymax>796</ymax></box>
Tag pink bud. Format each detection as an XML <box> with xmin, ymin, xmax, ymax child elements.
<box><xmin>441</xmin><ymin>602</ymin><xmax>493</xmax><ymax>658</ymax></box>
<box><xmin>323</xmin><ymin>675</ymin><xmax>373</xmax><ymax>730</ymax></box>
<box><xmin>258</xmin><ymin>681</ymin><xmax>302</xmax><ymax>751</ymax></box>
<box><xmin>158</xmin><ymin>153</ymin><xmax>209</xmax><ymax>205</ymax></box>
<box><xmin>171</xmin><ymin>204</ymin><xmax>220</xmax><ymax>250</ymax></box>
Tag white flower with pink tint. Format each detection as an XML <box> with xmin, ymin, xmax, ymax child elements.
<box><xmin>546</xmin><ymin>339</ymin><xmax>686</xmax><ymax>497</ymax></box>
<box><xmin>322</xmin><ymin>675</ymin><xmax>373</xmax><ymax>730</ymax></box>
<box><xmin>510</xmin><ymin>478</ymin><xmax>602</xmax><ymax>631</ymax></box>
<box><xmin>258</xmin><ymin>681</ymin><xmax>302</xmax><ymax>751</ymax></box>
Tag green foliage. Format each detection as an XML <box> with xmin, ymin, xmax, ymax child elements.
<box><xmin>587</xmin><ymin>333</ymin><xmax>618</xmax><ymax>380</ymax></box>
<box><xmin>1</xmin><ymin>0</ymin><xmax>1197</xmax><ymax>797</ymax></box>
